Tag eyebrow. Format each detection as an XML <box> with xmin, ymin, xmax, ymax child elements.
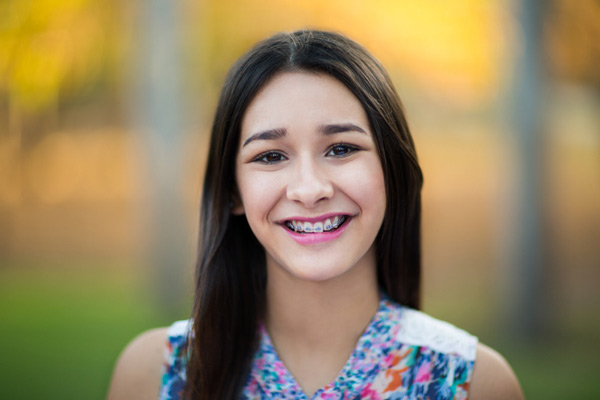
<box><xmin>318</xmin><ymin>123</ymin><xmax>367</xmax><ymax>135</ymax></box>
<box><xmin>242</xmin><ymin>123</ymin><xmax>367</xmax><ymax>147</ymax></box>
<box><xmin>242</xmin><ymin>128</ymin><xmax>286</xmax><ymax>147</ymax></box>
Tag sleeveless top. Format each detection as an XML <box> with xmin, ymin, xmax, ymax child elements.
<box><xmin>160</xmin><ymin>297</ymin><xmax>478</xmax><ymax>399</ymax></box>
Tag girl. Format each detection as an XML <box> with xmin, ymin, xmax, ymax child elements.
<box><xmin>108</xmin><ymin>30</ymin><xmax>524</xmax><ymax>400</ymax></box>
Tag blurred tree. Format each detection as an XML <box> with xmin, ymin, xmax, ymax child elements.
<box><xmin>504</xmin><ymin>0</ymin><xmax>548</xmax><ymax>341</ymax></box>
<box><xmin>133</xmin><ymin>0</ymin><xmax>189</xmax><ymax>317</ymax></box>
<box><xmin>0</xmin><ymin>0</ymin><xmax>122</xmax><ymax>115</ymax></box>
<box><xmin>545</xmin><ymin>0</ymin><xmax>600</xmax><ymax>89</ymax></box>
<box><xmin>0</xmin><ymin>0</ymin><xmax>126</xmax><ymax>207</ymax></box>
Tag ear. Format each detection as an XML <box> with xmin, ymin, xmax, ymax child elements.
<box><xmin>230</xmin><ymin>188</ymin><xmax>245</xmax><ymax>215</ymax></box>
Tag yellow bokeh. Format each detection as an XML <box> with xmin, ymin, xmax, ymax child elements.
<box><xmin>191</xmin><ymin>0</ymin><xmax>512</xmax><ymax>106</ymax></box>
<box><xmin>1</xmin><ymin>0</ymin><xmax>111</xmax><ymax>111</ymax></box>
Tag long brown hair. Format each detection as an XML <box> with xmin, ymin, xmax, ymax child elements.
<box><xmin>186</xmin><ymin>29</ymin><xmax>423</xmax><ymax>399</ymax></box>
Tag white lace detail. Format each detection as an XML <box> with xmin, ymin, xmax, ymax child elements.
<box><xmin>167</xmin><ymin>319</ymin><xmax>191</xmax><ymax>338</ymax></box>
<box><xmin>396</xmin><ymin>308</ymin><xmax>478</xmax><ymax>361</ymax></box>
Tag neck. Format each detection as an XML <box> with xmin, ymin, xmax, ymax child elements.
<box><xmin>265</xmin><ymin>279</ymin><xmax>379</xmax><ymax>348</ymax></box>
<box><xmin>263</xmin><ymin>247</ymin><xmax>379</xmax><ymax>395</ymax></box>
<box><xmin>264</xmin><ymin>247</ymin><xmax>380</xmax><ymax>355</ymax></box>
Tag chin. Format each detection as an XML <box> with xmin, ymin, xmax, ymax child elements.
<box><xmin>285</xmin><ymin>263</ymin><xmax>354</xmax><ymax>283</ymax></box>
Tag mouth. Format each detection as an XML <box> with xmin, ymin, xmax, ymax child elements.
<box><xmin>284</xmin><ymin>215</ymin><xmax>349</xmax><ymax>234</ymax></box>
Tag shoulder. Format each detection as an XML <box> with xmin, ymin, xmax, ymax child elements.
<box><xmin>107</xmin><ymin>327</ymin><xmax>169</xmax><ymax>400</ymax></box>
<box><xmin>470</xmin><ymin>342</ymin><xmax>525</xmax><ymax>400</ymax></box>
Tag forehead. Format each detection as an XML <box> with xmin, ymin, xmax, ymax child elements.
<box><xmin>240</xmin><ymin>71</ymin><xmax>370</xmax><ymax>140</ymax></box>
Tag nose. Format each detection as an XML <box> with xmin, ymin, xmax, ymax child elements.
<box><xmin>286</xmin><ymin>156</ymin><xmax>334</xmax><ymax>207</ymax></box>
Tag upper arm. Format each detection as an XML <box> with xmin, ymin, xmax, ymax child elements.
<box><xmin>469</xmin><ymin>342</ymin><xmax>525</xmax><ymax>400</ymax></box>
<box><xmin>107</xmin><ymin>327</ymin><xmax>169</xmax><ymax>400</ymax></box>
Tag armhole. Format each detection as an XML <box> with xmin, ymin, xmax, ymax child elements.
<box><xmin>160</xmin><ymin>320</ymin><xmax>192</xmax><ymax>400</ymax></box>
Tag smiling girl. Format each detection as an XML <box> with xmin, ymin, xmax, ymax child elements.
<box><xmin>107</xmin><ymin>30</ymin><xmax>524</xmax><ymax>400</ymax></box>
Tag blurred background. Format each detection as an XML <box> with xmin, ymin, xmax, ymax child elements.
<box><xmin>1</xmin><ymin>0</ymin><xmax>599</xmax><ymax>398</ymax></box>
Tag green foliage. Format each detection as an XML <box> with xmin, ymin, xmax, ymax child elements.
<box><xmin>0</xmin><ymin>262</ymin><xmax>187</xmax><ymax>400</ymax></box>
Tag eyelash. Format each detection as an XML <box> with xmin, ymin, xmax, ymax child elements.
<box><xmin>251</xmin><ymin>143</ymin><xmax>360</xmax><ymax>164</ymax></box>
<box><xmin>253</xmin><ymin>151</ymin><xmax>286</xmax><ymax>164</ymax></box>
<box><xmin>326</xmin><ymin>143</ymin><xmax>360</xmax><ymax>157</ymax></box>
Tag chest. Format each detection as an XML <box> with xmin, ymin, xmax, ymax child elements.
<box><xmin>243</xmin><ymin>343</ymin><xmax>473</xmax><ymax>400</ymax></box>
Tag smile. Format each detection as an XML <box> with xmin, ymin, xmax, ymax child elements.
<box><xmin>284</xmin><ymin>215</ymin><xmax>348</xmax><ymax>234</ymax></box>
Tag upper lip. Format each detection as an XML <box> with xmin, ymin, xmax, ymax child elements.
<box><xmin>278</xmin><ymin>212</ymin><xmax>349</xmax><ymax>224</ymax></box>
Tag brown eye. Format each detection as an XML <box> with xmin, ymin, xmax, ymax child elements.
<box><xmin>254</xmin><ymin>151</ymin><xmax>286</xmax><ymax>164</ymax></box>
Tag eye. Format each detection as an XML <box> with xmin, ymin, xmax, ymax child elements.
<box><xmin>253</xmin><ymin>151</ymin><xmax>287</xmax><ymax>164</ymax></box>
<box><xmin>326</xmin><ymin>143</ymin><xmax>359</xmax><ymax>157</ymax></box>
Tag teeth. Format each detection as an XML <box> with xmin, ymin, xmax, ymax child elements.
<box><xmin>288</xmin><ymin>216</ymin><xmax>347</xmax><ymax>233</ymax></box>
<box><xmin>303</xmin><ymin>222</ymin><xmax>313</xmax><ymax>233</ymax></box>
<box><xmin>313</xmin><ymin>222</ymin><xmax>323</xmax><ymax>233</ymax></box>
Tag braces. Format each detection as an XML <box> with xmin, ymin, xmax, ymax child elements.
<box><xmin>285</xmin><ymin>216</ymin><xmax>347</xmax><ymax>234</ymax></box>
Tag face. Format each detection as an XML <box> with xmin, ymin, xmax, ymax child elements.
<box><xmin>235</xmin><ymin>71</ymin><xmax>386</xmax><ymax>282</ymax></box>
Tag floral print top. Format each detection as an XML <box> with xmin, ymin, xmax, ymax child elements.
<box><xmin>160</xmin><ymin>297</ymin><xmax>478</xmax><ymax>399</ymax></box>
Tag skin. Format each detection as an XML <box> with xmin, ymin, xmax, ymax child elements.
<box><xmin>106</xmin><ymin>328</ymin><xmax>166</xmax><ymax>400</ymax></box>
<box><xmin>107</xmin><ymin>71</ymin><xmax>524</xmax><ymax>400</ymax></box>
<box><xmin>235</xmin><ymin>71</ymin><xmax>387</xmax><ymax>284</ymax></box>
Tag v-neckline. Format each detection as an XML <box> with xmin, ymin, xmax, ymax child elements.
<box><xmin>249</xmin><ymin>297</ymin><xmax>397</xmax><ymax>399</ymax></box>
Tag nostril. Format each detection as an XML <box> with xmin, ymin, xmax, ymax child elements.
<box><xmin>285</xmin><ymin>173</ymin><xmax>334</xmax><ymax>206</ymax></box>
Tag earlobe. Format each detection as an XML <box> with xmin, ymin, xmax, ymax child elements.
<box><xmin>231</xmin><ymin>201</ymin><xmax>245</xmax><ymax>215</ymax></box>
<box><xmin>230</xmin><ymin>189</ymin><xmax>245</xmax><ymax>215</ymax></box>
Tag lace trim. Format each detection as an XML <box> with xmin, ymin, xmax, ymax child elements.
<box><xmin>395</xmin><ymin>308</ymin><xmax>477</xmax><ymax>361</ymax></box>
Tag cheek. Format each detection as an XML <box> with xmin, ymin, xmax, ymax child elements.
<box><xmin>237</xmin><ymin>171</ymin><xmax>282</xmax><ymax>220</ymax></box>
<box><xmin>339</xmin><ymin>159</ymin><xmax>386</xmax><ymax>213</ymax></box>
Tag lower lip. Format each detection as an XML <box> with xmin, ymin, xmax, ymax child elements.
<box><xmin>283</xmin><ymin>218</ymin><xmax>351</xmax><ymax>245</ymax></box>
